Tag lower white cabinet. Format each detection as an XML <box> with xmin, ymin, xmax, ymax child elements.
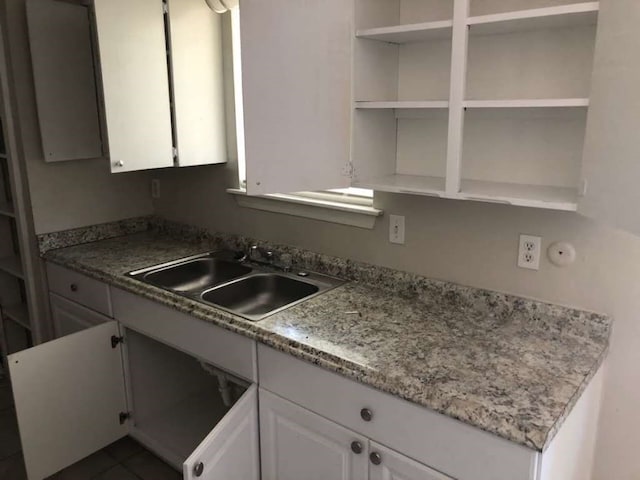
<box><xmin>50</xmin><ymin>293</ymin><xmax>108</xmax><ymax>337</ymax></box>
<box><xmin>260</xmin><ymin>388</ymin><xmax>452</xmax><ymax>480</ymax></box>
<box><xmin>8</xmin><ymin>321</ymin><xmax>259</xmax><ymax>480</ymax></box>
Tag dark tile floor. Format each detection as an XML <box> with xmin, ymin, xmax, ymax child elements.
<box><xmin>0</xmin><ymin>375</ymin><xmax>181</xmax><ymax>480</ymax></box>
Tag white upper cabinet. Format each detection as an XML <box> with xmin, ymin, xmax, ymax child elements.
<box><xmin>239</xmin><ymin>0</ymin><xmax>352</xmax><ymax>195</ymax></box>
<box><xmin>27</xmin><ymin>0</ymin><xmax>228</xmax><ymax>172</ymax></box>
<box><xmin>578</xmin><ymin>0</ymin><xmax>640</xmax><ymax>235</ymax></box>
<box><xmin>93</xmin><ymin>0</ymin><xmax>174</xmax><ymax>172</ymax></box>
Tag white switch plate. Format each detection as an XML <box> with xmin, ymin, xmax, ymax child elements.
<box><xmin>151</xmin><ymin>179</ymin><xmax>161</xmax><ymax>199</ymax></box>
<box><xmin>389</xmin><ymin>215</ymin><xmax>405</xmax><ymax>245</ymax></box>
<box><xmin>518</xmin><ymin>234</ymin><xmax>541</xmax><ymax>270</ymax></box>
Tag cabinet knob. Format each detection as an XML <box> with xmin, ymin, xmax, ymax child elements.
<box><xmin>193</xmin><ymin>462</ymin><xmax>204</xmax><ymax>477</ymax></box>
<box><xmin>70</xmin><ymin>284</ymin><xmax>78</xmax><ymax>292</ymax></box>
<box><xmin>113</xmin><ymin>160</ymin><xmax>124</xmax><ymax>167</ymax></box>
<box><xmin>350</xmin><ymin>441</ymin><xmax>363</xmax><ymax>454</ymax></box>
<box><xmin>360</xmin><ymin>408</ymin><xmax>373</xmax><ymax>422</ymax></box>
<box><xmin>370</xmin><ymin>452</ymin><xmax>382</xmax><ymax>466</ymax></box>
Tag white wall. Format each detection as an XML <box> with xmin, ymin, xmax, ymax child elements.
<box><xmin>152</xmin><ymin>15</ymin><xmax>640</xmax><ymax>480</ymax></box>
<box><xmin>3</xmin><ymin>0</ymin><xmax>154</xmax><ymax>234</ymax></box>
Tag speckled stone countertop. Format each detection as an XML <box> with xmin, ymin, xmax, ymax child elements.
<box><xmin>42</xmin><ymin>226</ymin><xmax>611</xmax><ymax>453</ymax></box>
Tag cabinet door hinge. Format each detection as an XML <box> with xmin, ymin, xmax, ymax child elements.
<box><xmin>162</xmin><ymin>1</ymin><xmax>168</xmax><ymax>14</ymax></box>
<box><xmin>119</xmin><ymin>411</ymin><xmax>131</xmax><ymax>425</ymax></box>
<box><xmin>111</xmin><ymin>335</ymin><xmax>124</xmax><ymax>349</ymax></box>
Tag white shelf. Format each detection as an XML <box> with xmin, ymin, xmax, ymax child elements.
<box><xmin>459</xmin><ymin>179</ymin><xmax>578</xmax><ymax>211</ymax></box>
<box><xmin>464</xmin><ymin>98</ymin><xmax>589</xmax><ymax>109</ymax></box>
<box><xmin>0</xmin><ymin>255</ymin><xmax>24</xmax><ymax>279</ymax></box>
<box><xmin>356</xmin><ymin>20</ymin><xmax>453</xmax><ymax>44</ymax></box>
<box><xmin>354</xmin><ymin>174</ymin><xmax>446</xmax><ymax>196</ymax></box>
<box><xmin>0</xmin><ymin>202</ymin><xmax>15</xmax><ymax>218</ymax></box>
<box><xmin>468</xmin><ymin>2</ymin><xmax>599</xmax><ymax>35</ymax></box>
<box><xmin>356</xmin><ymin>101</ymin><xmax>449</xmax><ymax>110</ymax></box>
<box><xmin>3</xmin><ymin>303</ymin><xmax>30</xmax><ymax>330</ymax></box>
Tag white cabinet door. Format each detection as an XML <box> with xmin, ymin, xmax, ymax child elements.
<box><xmin>260</xmin><ymin>388</ymin><xmax>368</xmax><ymax>480</ymax></box>
<box><xmin>183</xmin><ymin>384</ymin><xmax>260</xmax><ymax>480</ymax></box>
<box><xmin>8</xmin><ymin>321</ymin><xmax>127</xmax><ymax>480</ymax></box>
<box><xmin>239</xmin><ymin>0</ymin><xmax>352</xmax><ymax>195</ymax></box>
<box><xmin>26</xmin><ymin>0</ymin><xmax>102</xmax><ymax>162</ymax></box>
<box><xmin>368</xmin><ymin>442</ymin><xmax>454</xmax><ymax>480</ymax></box>
<box><xmin>50</xmin><ymin>293</ymin><xmax>109</xmax><ymax>338</ymax></box>
<box><xmin>93</xmin><ymin>0</ymin><xmax>174</xmax><ymax>173</ymax></box>
<box><xmin>579</xmin><ymin>0</ymin><xmax>640</xmax><ymax>234</ymax></box>
<box><xmin>167</xmin><ymin>0</ymin><xmax>227</xmax><ymax>167</ymax></box>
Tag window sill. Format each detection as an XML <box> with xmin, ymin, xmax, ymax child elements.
<box><xmin>227</xmin><ymin>189</ymin><xmax>383</xmax><ymax>229</ymax></box>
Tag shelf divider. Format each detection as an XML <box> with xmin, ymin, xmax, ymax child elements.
<box><xmin>353</xmin><ymin>174</ymin><xmax>445</xmax><ymax>196</ymax></box>
<box><xmin>356</xmin><ymin>20</ymin><xmax>453</xmax><ymax>44</ymax></box>
<box><xmin>3</xmin><ymin>303</ymin><xmax>31</xmax><ymax>331</ymax></box>
<box><xmin>463</xmin><ymin>98</ymin><xmax>590</xmax><ymax>109</ymax></box>
<box><xmin>355</xmin><ymin>101</ymin><xmax>449</xmax><ymax>110</ymax></box>
<box><xmin>0</xmin><ymin>202</ymin><xmax>15</xmax><ymax>217</ymax></box>
<box><xmin>459</xmin><ymin>179</ymin><xmax>578</xmax><ymax>211</ymax></box>
<box><xmin>468</xmin><ymin>2</ymin><xmax>599</xmax><ymax>35</ymax></box>
<box><xmin>0</xmin><ymin>255</ymin><xmax>24</xmax><ymax>279</ymax></box>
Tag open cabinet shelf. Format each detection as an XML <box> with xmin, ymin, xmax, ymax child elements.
<box><xmin>356</xmin><ymin>101</ymin><xmax>449</xmax><ymax>109</ymax></box>
<box><xmin>463</xmin><ymin>98</ymin><xmax>590</xmax><ymax>109</ymax></box>
<box><xmin>3</xmin><ymin>303</ymin><xmax>30</xmax><ymax>331</ymax></box>
<box><xmin>353</xmin><ymin>174</ymin><xmax>446</xmax><ymax>196</ymax></box>
<box><xmin>0</xmin><ymin>201</ymin><xmax>14</xmax><ymax>217</ymax></box>
<box><xmin>356</xmin><ymin>20</ymin><xmax>453</xmax><ymax>44</ymax></box>
<box><xmin>459</xmin><ymin>180</ymin><xmax>579</xmax><ymax>211</ymax></box>
<box><xmin>468</xmin><ymin>2</ymin><xmax>599</xmax><ymax>35</ymax></box>
<box><xmin>0</xmin><ymin>255</ymin><xmax>24</xmax><ymax>279</ymax></box>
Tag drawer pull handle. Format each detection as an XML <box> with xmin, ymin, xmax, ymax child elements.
<box><xmin>370</xmin><ymin>452</ymin><xmax>382</xmax><ymax>465</ymax></box>
<box><xmin>360</xmin><ymin>408</ymin><xmax>373</xmax><ymax>422</ymax></box>
<box><xmin>193</xmin><ymin>462</ymin><xmax>204</xmax><ymax>477</ymax></box>
<box><xmin>351</xmin><ymin>441</ymin><xmax>363</xmax><ymax>454</ymax></box>
<box><xmin>70</xmin><ymin>284</ymin><xmax>78</xmax><ymax>292</ymax></box>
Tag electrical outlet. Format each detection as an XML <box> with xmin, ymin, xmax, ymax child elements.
<box><xmin>151</xmin><ymin>179</ymin><xmax>161</xmax><ymax>199</ymax></box>
<box><xmin>518</xmin><ymin>234</ymin><xmax>542</xmax><ymax>270</ymax></box>
<box><xmin>389</xmin><ymin>215</ymin><xmax>405</xmax><ymax>245</ymax></box>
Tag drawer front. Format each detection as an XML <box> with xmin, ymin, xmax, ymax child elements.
<box><xmin>50</xmin><ymin>293</ymin><xmax>110</xmax><ymax>338</ymax></box>
<box><xmin>111</xmin><ymin>287</ymin><xmax>257</xmax><ymax>382</ymax></box>
<box><xmin>47</xmin><ymin>263</ymin><xmax>112</xmax><ymax>316</ymax></box>
<box><xmin>258</xmin><ymin>344</ymin><xmax>538</xmax><ymax>480</ymax></box>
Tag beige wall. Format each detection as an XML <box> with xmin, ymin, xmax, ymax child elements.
<box><xmin>4</xmin><ymin>0</ymin><xmax>154</xmax><ymax>234</ymax></box>
<box><xmin>154</xmin><ymin>157</ymin><xmax>640</xmax><ymax>480</ymax></box>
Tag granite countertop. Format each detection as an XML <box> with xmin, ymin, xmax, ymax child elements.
<box><xmin>43</xmin><ymin>228</ymin><xmax>611</xmax><ymax>453</ymax></box>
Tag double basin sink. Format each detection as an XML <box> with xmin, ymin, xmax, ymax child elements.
<box><xmin>127</xmin><ymin>252</ymin><xmax>343</xmax><ymax>321</ymax></box>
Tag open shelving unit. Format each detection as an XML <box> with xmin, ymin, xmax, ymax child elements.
<box><xmin>351</xmin><ymin>0</ymin><xmax>600</xmax><ymax>210</ymax></box>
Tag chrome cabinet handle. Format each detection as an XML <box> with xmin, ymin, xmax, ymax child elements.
<box><xmin>360</xmin><ymin>408</ymin><xmax>373</xmax><ymax>422</ymax></box>
<box><xmin>351</xmin><ymin>441</ymin><xmax>363</xmax><ymax>454</ymax></box>
<box><xmin>370</xmin><ymin>452</ymin><xmax>382</xmax><ymax>465</ymax></box>
<box><xmin>193</xmin><ymin>462</ymin><xmax>204</xmax><ymax>477</ymax></box>
<box><xmin>70</xmin><ymin>284</ymin><xmax>78</xmax><ymax>292</ymax></box>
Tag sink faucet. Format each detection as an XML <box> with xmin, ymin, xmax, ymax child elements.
<box><xmin>247</xmin><ymin>244</ymin><xmax>292</xmax><ymax>272</ymax></box>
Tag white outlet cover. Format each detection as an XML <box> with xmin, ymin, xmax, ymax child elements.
<box><xmin>518</xmin><ymin>234</ymin><xmax>542</xmax><ymax>270</ymax></box>
<box><xmin>389</xmin><ymin>215</ymin><xmax>405</xmax><ymax>245</ymax></box>
<box><xmin>548</xmin><ymin>242</ymin><xmax>576</xmax><ymax>267</ymax></box>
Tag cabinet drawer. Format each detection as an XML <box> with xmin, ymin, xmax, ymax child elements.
<box><xmin>258</xmin><ymin>344</ymin><xmax>538</xmax><ymax>480</ymax></box>
<box><xmin>111</xmin><ymin>288</ymin><xmax>257</xmax><ymax>382</ymax></box>
<box><xmin>47</xmin><ymin>263</ymin><xmax>112</xmax><ymax>316</ymax></box>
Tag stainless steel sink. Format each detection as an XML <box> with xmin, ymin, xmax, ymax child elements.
<box><xmin>201</xmin><ymin>273</ymin><xmax>320</xmax><ymax>321</ymax></box>
<box><xmin>128</xmin><ymin>251</ymin><xmax>343</xmax><ymax>321</ymax></box>
<box><xmin>128</xmin><ymin>252</ymin><xmax>252</xmax><ymax>293</ymax></box>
